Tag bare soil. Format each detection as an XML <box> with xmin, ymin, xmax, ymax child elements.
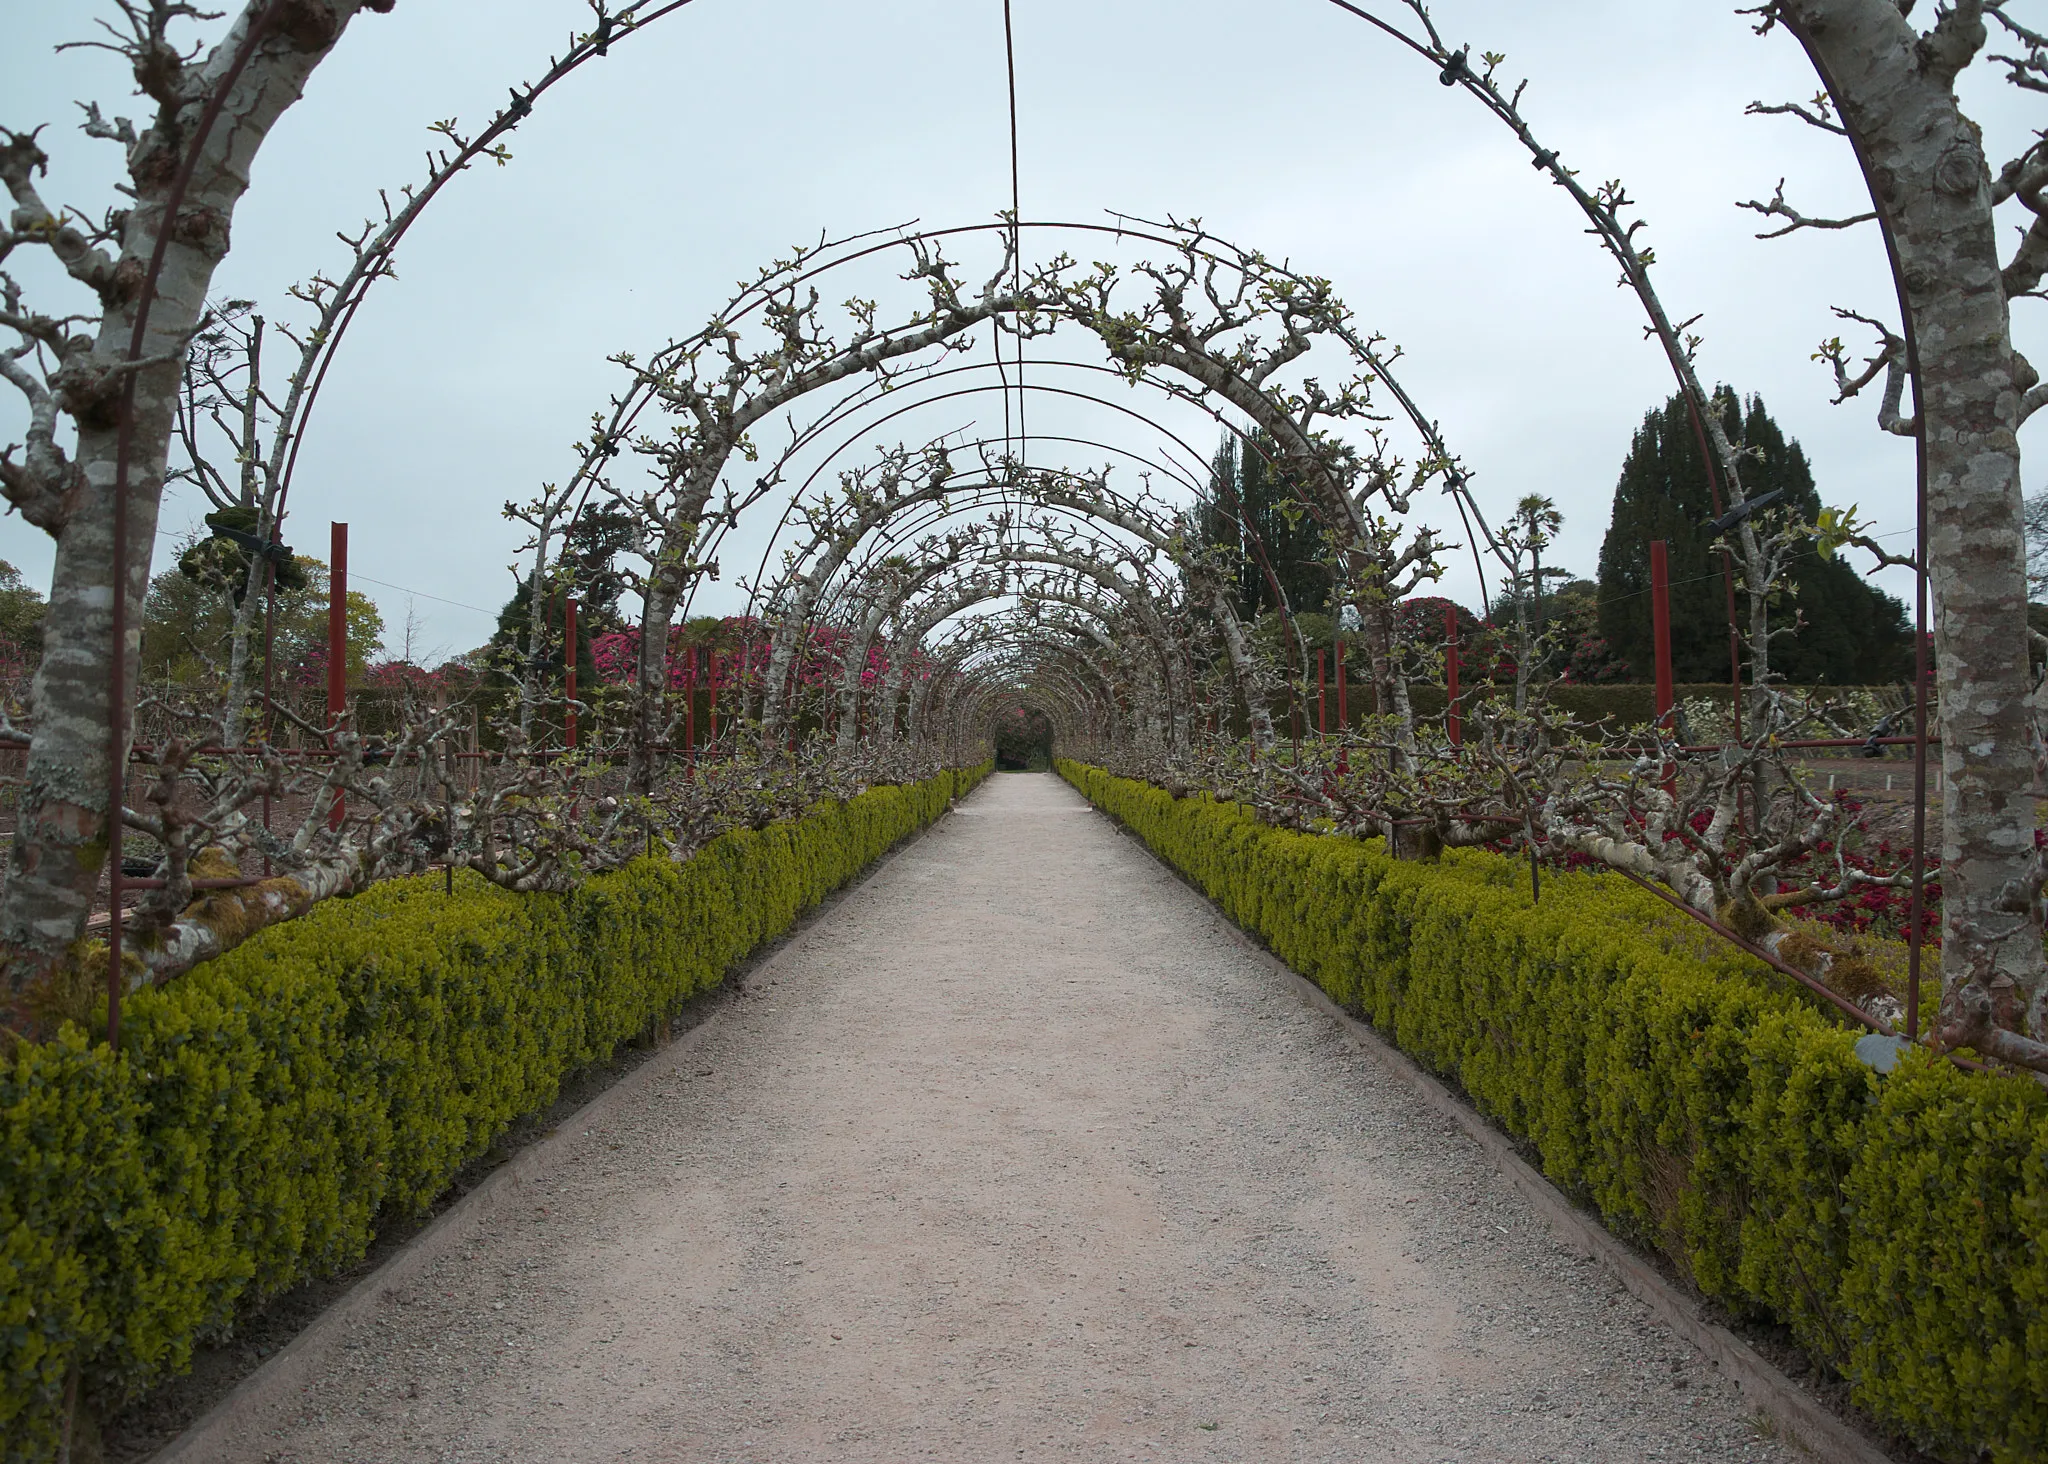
<box><xmin>162</xmin><ymin>773</ymin><xmax>1799</xmax><ymax>1463</ymax></box>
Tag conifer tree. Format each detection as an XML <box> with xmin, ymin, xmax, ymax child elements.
<box><xmin>1195</xmin><ymin>431</ymin><xmax>1331</xmax><ymax>617</ymax></box>
<box><xmin>1596</xmin><ymin>388</ymin><xmax>1910</xmax><ymax>685</ymax></box>
<box><xmin>487</xmin><ymin>508</ymin><xmax>638</xmax><ymax>687</ymax></box>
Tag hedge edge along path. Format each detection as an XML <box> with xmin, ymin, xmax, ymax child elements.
<box><xmin>1057</xmin><ymin>761</ymin><xmax>2048</xmax><ymax>1464</ymax></box>
<box><xmin>0</xmin><ymin>762</ymin><xmax>989</xmax><ymax>1461</ymax></box>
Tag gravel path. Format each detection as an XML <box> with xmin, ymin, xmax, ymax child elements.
<box><xmin>229</xmin><ymin>772</ymin><xmax>1795</xmax><ymax>1463</ymax></box>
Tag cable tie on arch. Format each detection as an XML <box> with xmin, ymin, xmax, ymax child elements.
<box><xmin>1438</xmin><ymin>46</ymin><xmax>1469</xmax><ymax>86</ymax></box>
<box><xmin>1531</xmin><ymin>148</ymin><xmax>1558</xmax><ymax>171</ymax></box>
<box><xmin>505</xmin><ymin>88</ymin><xmax>533</xmax><ymax>123</ymax></box>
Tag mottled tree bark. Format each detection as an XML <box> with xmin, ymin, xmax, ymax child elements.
<box><xmin>1</xmin><ymin>1</ymin><xmax>386</xmax><ymax>1035</ymax></box>
<box><xmin>1778</xmin><ymin>0</ymin><xmax>2046</xmax><ymax>1043</ymax></box>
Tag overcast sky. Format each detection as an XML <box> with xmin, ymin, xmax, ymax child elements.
<box><xmin>4</xmin><ymin>0</ymin><xmax>2042</xmax><ymax>663</ymax></box>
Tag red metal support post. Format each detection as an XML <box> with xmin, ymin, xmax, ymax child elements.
<box><xmin>564</xmin><ymin>597</ymin><xmax>579</xmax><ymax>749</ymax></box>
<box><xmin>1446</xmin><ymin>605</ymin><xmax>1462</xmax><ymax>747</ymax></box>
<box><xmin>260</xmin><ymin>558</ymin><xmax>275</xmax><ymax>875</ymax></box>
<box><xmin>1650</xmin><ymin>539</ymin><xmax>1675</xmax><ymax>792</ymax></box>
<box><xmin>685</xmin><ymin>645</ymin><xmax>697</xmax><ymax>761</ymax></box>
<box><xmin>1334</xmin><ymin>638</ymin><xmax>1350</xmax><ymax>776</ymax></box>
<box><xmin>327</xmin><ymin>521</ymin><xmax>347</xmax><ymax>830</ymax></box>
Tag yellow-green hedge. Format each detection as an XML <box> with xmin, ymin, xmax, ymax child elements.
<box><xmin>1059</xmin><ymin>761</ymin><xmax>2048</xmax><ymax>1464</ymax></box>
<box><xmin>0</xmin><ymin>763</ymin><xmax>987</xmax><ymax>1459</ymax></box>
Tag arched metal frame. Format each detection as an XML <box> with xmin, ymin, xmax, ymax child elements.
<box><xmin>529</xmin><ymin>216</ymin><xmax>1497</xmax><ymax>772</ymax></box>
<box><xmin>127</xmin><ymin>0</ymin><xmax>1754</xmax><ymax>783</ymax></box>
<box><xmin>144</xmin><ymin>0</ymin><xmax>1836</xmax><ymax>778</ymax></box>
<box><xmin>87</xmin><ymin>0</ymin><xmax>1934</xmax><ymax>1005</ymax></box>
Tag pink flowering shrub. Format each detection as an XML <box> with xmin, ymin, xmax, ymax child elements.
<box><xmin>588</xmin><ymin>617</ymin><xmax>918</xmax><ymax>691</ymax></box>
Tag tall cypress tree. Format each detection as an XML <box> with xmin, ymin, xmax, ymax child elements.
<box><xmin>1596</xmin><ymin>388</ymin><xmax>1911</xmax><ymax>685</ymax></box>
<box><xmin>1194</xmin><ymin>430</ymin><xmax>1330</xmax><ymax>616</ymax></box>
<box><xmin>486</xmin><ymin>508</ymin><xmax>639</xmax><ymax>687</ymax></box>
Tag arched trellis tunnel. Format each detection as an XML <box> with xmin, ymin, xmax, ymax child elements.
<box><xmin>0</xmin><ymin>0</ymin><xmax>2040</xmax><ymax>1104</ymax></box>
<box><xmin>7</xmin><ymin>7</ymin><xmax>2048</xmax><ymax>1458</ymax></box>
<box><xmin>503</xmin><ymin>214</ymin><xmax>1498</xmax><ymax>788</ymax></box>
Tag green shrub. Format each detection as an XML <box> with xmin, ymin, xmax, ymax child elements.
<box><xmin>1263</xmin><ymin>683</ymin><xmax>1902</xmax><ymax>739</ymax></box>
<box><xmin>0</xmin><ymin>762</ymin><xmax>987</xmax><ymax>1460</ymax></box>
<box><xmin>1058</xmin><ymin>759</ymin><xmax>2047</xmax><ymax>1464</ymax></box>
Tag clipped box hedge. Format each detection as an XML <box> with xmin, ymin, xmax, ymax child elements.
<box><xmin>1280</xmin><ymin>682</ymin><xmax>1898</xmax><ymax>736</ymax></box>
<box><xmin>1059</xmin><ymin>760</ymin><xmax>2047</xmax><ymax>1464</ymax></box>
<box><xmin>0</xmin><ymin>763</ymin><xmax>987</xmax><ymax>1460</ymax></box>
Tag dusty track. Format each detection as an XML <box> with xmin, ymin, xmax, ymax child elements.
<box><xmin>186</xmin><ymin>772</ymin><xmax>1795</xmax><ymax>1463</ymax></box>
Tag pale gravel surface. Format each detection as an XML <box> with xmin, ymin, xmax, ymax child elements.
<box><xmin>240</xmin><ymin>772</ymin><xmax>1796</xmax><ymax>1463</ymax></box>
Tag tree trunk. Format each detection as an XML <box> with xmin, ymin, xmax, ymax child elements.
<box><xmin>628</xmin><ymin>573</ymin><xmax>681</xmax><ymax>797</ymax></box>
<box><xmin>1</xmin><ymin>2</ymin><xmax>382</xmax><ymax>1033</ymax></box>
<box><xmin>1199</xmin><ymin>573</ymin><xmax>1275</xmax><ymax>748</ymax></box>
<box><xmin>1781</xmin><ymin>0</ymin><xmax>2046</xmax><ymax>1042</ymax></box>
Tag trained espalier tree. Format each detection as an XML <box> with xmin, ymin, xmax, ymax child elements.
<box><xmin>0</xmin><ymin>0</ymin><xmax>394</xmax><ymax>1034</ymax></box>
<box><xmin>823</xmin><ymin>531</ymin><xmax>998</xmax><ymax>752</ymax></box>
<box><xmin>746</xmin><ymin>450</ymin><xmax>1292</xmax><ymax>752</ymax></box>
<box><xmin>1742</xmin><ymin>0</ymin><xmax>2048</xmax><ymax>1061</ymax></box>
<box><xmin>843</xmin><ymin>560</ymin><xmax>1010</xmax><ymax>750</ymax></box>
<box><xmin>1338</xmin><ymin>0</ymin><xmax>2048</xmax><ymax>1063</ymax></box>
<box><xmin>1024</xmin><ymin>463</ymin><xmax>1287</xmax><ymax>748</ymax></box>
<box><xmin>754</xmin><ymin>443</ymin><xmax>961</xmax><ymax>736</ymax></box>
<box><xmin>605</xmin><ymin>231</ymin><xmax>1069</xmax><ymax>794</ymax></box>
<box><xmin>4</xmin><ymin>0</ymin><xmax>2043</xmax><ymax>1078</ymax></box>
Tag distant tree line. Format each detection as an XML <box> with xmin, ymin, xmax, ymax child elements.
<box><xmin>1596</xmin><ymin>387</ymin><xmax>1912</xmax><ymax>685</ymax></box>
<box><xmin>1188</xmin><ymin>387</ymin><xmax>1917</xmax><ymax>687</ymax></box>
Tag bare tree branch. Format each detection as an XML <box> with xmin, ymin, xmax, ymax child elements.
<box><xmin>1744</xmin><ymin>94</ymin><xmax>1848</xmax><ymax>134</ymax></box>
<box><xmin>1738</xmin><ymin>177</ymin><xmax>1878</xmax><ymax>238</ymax></box>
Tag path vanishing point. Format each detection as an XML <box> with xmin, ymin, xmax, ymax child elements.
<box><xmin>178</xmin><ymin>773</ymin><xmax>1801</xmax><ymax>1463</ymax></box>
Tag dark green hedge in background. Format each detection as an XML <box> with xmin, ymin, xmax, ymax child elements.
<box><xmin>1058</xmin><ymin>760</ymin><xmax>2046</xmax><ymax>1464</ymax></box>
<box><xmin>0</xmin><ymin>763</ymin><xmax>987</xmax><ymax>1460</ymax></box>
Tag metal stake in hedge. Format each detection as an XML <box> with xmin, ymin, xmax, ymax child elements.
<box><xmin>1651</xmin><ymin>539</ymin><xmax>1675</xmax><ymax>795</ymax></box>
<box><xmin>565</xmin><ymin>596</ymin><xmax>579</xmax><ymax>750</ymax></box>
<box><xmin>684</xmin><ymin>645</ymin><xmax>697</xmax><ymax>769</ymax></box>
<box><xmin>327</xmin><ymin>521</ymin><xmax>348</xmax><ymax>832</ymax></box>
<box><xmin>1445</xmin><ymin>604</ymin><xmax>1462</xmax><ymax>748</ymax></box>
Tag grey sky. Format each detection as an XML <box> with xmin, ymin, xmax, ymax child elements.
<box><xmin>4</xmin><ymin>0</ymin><xmax>2041</xmax><ymax>663</ymax></box>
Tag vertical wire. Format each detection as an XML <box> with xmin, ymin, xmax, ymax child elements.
<box><xmin>106</xmin><ymin>1</ymin><xmax>285</xmax><ymax>1048</ymax></box>
<box><xmin>1907</xmin><ymin>386</ymin><xmax>1929</xmax><ymax>1040</ymax></box>
<box><xmin>1002</xmin><ymin>0</ymin><xmax>1025</xmax><ymax>460</ymax></box>
<box><xmin>1778</xmin><ymin>33</ymin><xmax>1932</xmax><ymax>1043</ymax></box>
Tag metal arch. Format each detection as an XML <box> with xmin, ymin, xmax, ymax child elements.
<box><xmin>710</xmin><ymin>364</ymin><xmax>1317</xmax><ymax>624</ymax></box>
<box><xmin>803</xmin><ymin>556</ymin><xmax>1138</xmax><ymax>717</ymax></box>
<box><xmin>641</xmin><ymin>349</ymin><xmax>1437</xmax><ymax>739</ymax></box>
<box><xmin>782</xmin><ymin>467</ymin><xmax>1193</xmax><ymax>620</ymax></box>
<box><xmin>737</xmin><ymin>477</ymin><xmax>1169</xmax><ymax>705</ymax></box>
<box><xmin>218</xmin><ymin>0</ymin><xmax>1760</xmax><ymax>770</ymax></box>
<box><xmin>988</xmin><ymin>574</ymin><xmax>1184</xmax><ymax>745</ymax></box>
<box><xmin>507</xmin><ymin>217</ymin><xmax>1498</xmax><ymax>782</ymax></box>
<box><xmin>573</xmin><ymin>216</ymin><xmax>1490</xmax><ymax>590</ymax></box>
<box><xmin>741</xmin><ymin>467</ymin><xmax>1208</xmax><ymax>733</ymax></box>
<box><xmin>257</xmin><ymin>2</ymin><xmax>1690</xmax><ymax>626</ymax></box>
<box><xmin>939</xmin><ymin>633</ymin><xmax>1121</xmax><ymax>754</ymax></box>
<box><xmin>819</xmin><ymin>544</ymin><xmax>1171</xmax><ymax>733</ymax></box>
<box><xmin>919</xmin><ymin>621</ymin><xmax>1117</xmax><ymax>750</ymax></box>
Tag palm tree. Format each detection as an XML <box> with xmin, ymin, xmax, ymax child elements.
<box><xmin>1502</xmin><ymin>495</ymin><xmax>1564</xmax><ymax>709</ymax></box>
